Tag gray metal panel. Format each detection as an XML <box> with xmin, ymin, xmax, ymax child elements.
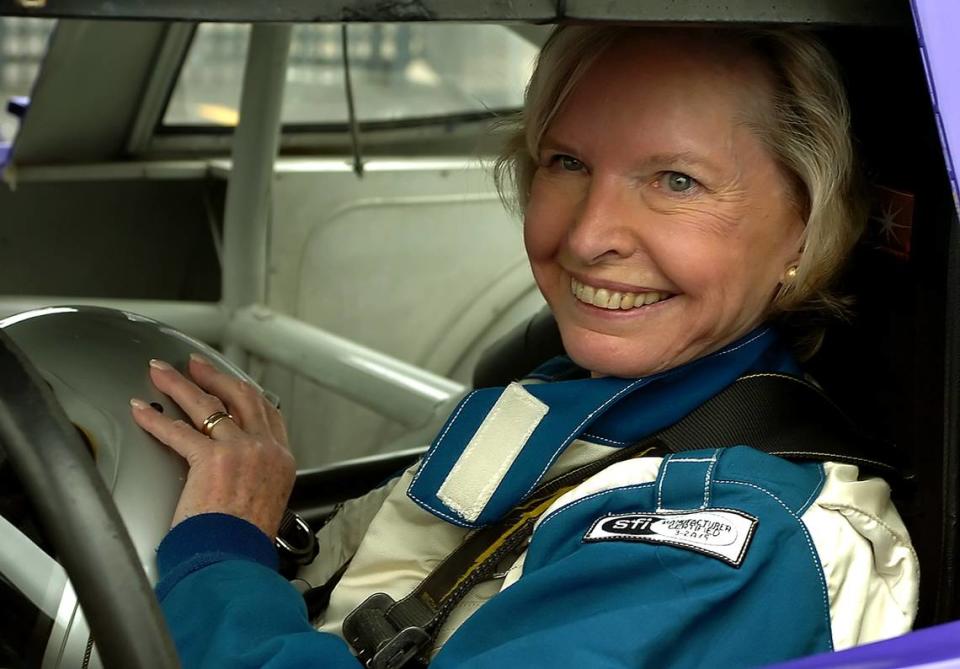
<box><xmin>563</xmin><ymin>0</ymin><xmax>911</xmax><ymax>26</ymax></box>
<box><xmin>0</xmin><ymin>0</ymin><xmax>909</xmax><ymax>25</ymax></box>
<box><xmin>11</xmin><ymin>21</ymin><xmax>170</xmax><ymax>165</ymax></box>
<box><xmin>0</xmin><ymin>179</ymin><xmax>221</xmax><ymax>300</ymax></box>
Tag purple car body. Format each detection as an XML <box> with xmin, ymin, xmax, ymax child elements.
<box><xmin>769</xmin><ymin>620</ymin><xmax>960</xmax><ymax>668</ymax></box>
<box><xmin>913</xmin><ymin>0</ymin><xmax>959</xmax><ymax>218</ymax></box>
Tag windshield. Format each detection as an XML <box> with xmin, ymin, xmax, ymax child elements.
<box><xmin>162</xmin><ymin>23</ymin><xmax>537</xmax><ymax>131</ymax></box>
<box><xmin>0</xmin><ymin>17</ymin><xmax>55</xmax><ymax>148</ymax></box>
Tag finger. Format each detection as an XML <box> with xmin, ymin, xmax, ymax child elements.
<box><xmin>264</xmin><ymin>405</ymin><xmax>288</xmax><ymax>445</ymax></box>
<box><xmin>187</xmin><ymin>354</ymin><xmax>273</xmax><ymax>439</ymax></box>
<box><xmin>256</xmin><ymin>387</ymin><xmax>288</xmax><ymax>444</ymax></box>
<box><xmin>147</xmin><ymin>359</ymin><xmax>245</xmax><ymax>439</ymax></box>
<box><xmin>130</xmin><ymin>398</ymin><xmax>210</xmax><ymax>464</ymax></box>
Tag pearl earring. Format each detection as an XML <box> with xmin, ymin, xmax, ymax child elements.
<box><xmin>783</xmin><ymin>266</ymin><xmax>798</xmax><ymax>282</ymax></box>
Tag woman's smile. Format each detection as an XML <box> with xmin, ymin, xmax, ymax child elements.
<box><xmin>569</xmin><ymin>275</ymin><xmax>676</xmax><ymax>313</ymax></box>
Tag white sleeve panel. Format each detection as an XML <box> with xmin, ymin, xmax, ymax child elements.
<box><xmin>536</xmin><ymin>455</ymin><xmax>665</xmax><ymax>530</ymax></box>
<box><xmin>801</xmin><ymin>462</ymin><xmax>919</xmax><ymax>650</ymax></box>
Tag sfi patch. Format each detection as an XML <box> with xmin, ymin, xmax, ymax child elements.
<box><xmin>583</xmin><ymin>508</ymin><xmax>758</xmax><ymax>568</ymax></box>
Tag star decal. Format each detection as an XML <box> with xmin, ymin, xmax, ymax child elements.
<box><xmin>871</xmin><ymin>202</ymin><xmax>909</xmax><ymax>245</ymax></box>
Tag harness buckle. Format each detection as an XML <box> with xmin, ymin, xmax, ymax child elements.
<box><xmin>368</xmin><ymin>626</ymin><xmax>430</xmax><ymax>669</ymax></box>
<box><xmin>275</xmin><ymin>509</ymin><xmax>319</xmax><ymax>578</ymax></box>
<box><xmin>344</xmin><ymin>593</ymin><xmax>430</xmax><ymax>669</ymax></box>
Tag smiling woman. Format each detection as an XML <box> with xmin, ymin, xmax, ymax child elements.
<box><xmin>496</xmin><ymin>27</ymin><xmax>864</xmax><ymax>372</ymax></box>
<box><xmin>143</xmin><ymin>24</ymin><xmax>917</xmax><ymax>669</ymax></box>
<box><xmin>520</xmin><ymin>30</ymin><xmax>806</xmax><ymax>377</ymax></box>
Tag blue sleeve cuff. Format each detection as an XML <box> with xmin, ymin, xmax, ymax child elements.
<box><xmin>156</xmin><ymin>513</ymin><xmax>279</xmax><ymax>600</ymax></box>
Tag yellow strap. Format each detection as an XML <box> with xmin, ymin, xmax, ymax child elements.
<box><xmin>443</xmin><ymin>445</ymin><xmax>658</xmax><ymax>599</ymax></box>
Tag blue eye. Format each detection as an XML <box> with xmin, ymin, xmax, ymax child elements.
<box><xmin>553</xmin><ymin>155</ymin><xmax>584</xmax><ymax>172</ymax></box>
<box><xmin>662</xmin><ymin>171</ymin><xmax>697</xmax><ymax>193</ymax></box>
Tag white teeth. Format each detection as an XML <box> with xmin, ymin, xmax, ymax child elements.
<box><xmin>569</xmin><ymin>278</ymin><xmax>670</xmax><ymax>310</ymax></box>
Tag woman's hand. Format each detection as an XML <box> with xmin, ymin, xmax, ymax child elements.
<box><xmin>130</xmin><ymin>354</ymin><xmax>296</xmax><ymax>540</ymax></box>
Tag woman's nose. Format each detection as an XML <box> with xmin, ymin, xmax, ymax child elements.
<box><xmin>566</xmin><ymin>176</ymin><xmax>644</xmax><ymax>263</ymax></box>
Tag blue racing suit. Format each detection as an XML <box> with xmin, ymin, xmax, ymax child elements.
<box><xmin>156</xmin><ymin>328</ymin><xmax>917</xmax><ymax>668</ymax></box>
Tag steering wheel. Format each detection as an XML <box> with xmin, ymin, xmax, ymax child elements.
<box><xmin>0</xmin><ymin>328</ymin><xmax>180</xmax><ymax>668</ymax></box>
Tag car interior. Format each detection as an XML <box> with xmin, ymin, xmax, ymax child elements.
<box><xmin>0</xmin><ymin>1</ymin><xmax>957</xmax><ymax>667</ymax></box>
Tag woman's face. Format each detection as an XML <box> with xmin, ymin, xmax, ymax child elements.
<box><xmin>524</xmin><ymin>33</ymin><xmax>805</xmax><ymax>378</ymax></box>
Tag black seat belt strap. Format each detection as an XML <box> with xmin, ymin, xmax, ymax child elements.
<box><xmin>340</xmin><ymin>373</ymin><xmax>900</xmax><ymax>669</ymax></box>
<box><xmin>654</xmin><ymin>373</ymin><xmax>901</xmax><ymax>479</ymax></box>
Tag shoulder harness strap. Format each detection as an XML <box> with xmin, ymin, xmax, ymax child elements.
<box><xmin>656</xmin><ymin>372</ymin><xmax>902</xmax><ymax>479</ymax></box>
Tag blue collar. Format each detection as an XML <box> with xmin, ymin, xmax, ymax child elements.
<box><xmin>407</xmin><ymin>327</ymin><xmax>799</xmax><ymax>528</ymax></box>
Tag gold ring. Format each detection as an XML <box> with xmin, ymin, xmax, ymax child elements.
<box><xmin>201</xmin><ymin>410</ymin><xmax>234</xmax><ymax>437</ymax></box>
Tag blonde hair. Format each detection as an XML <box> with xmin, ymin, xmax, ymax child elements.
<box><xmin>494</xmin><ymin>26</ymin><xmax>866</xmax><ymax>356</ymax></box>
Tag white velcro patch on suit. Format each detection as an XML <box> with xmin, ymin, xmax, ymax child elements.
<box><xmin>583</xmin><ymin>509</ymin><xmax>758</xmax><ymax>568</ymax></box>
<box><xmin>437</xmin><ymin>382</ymin><xmax>549</xmax><ymax>522</ymax></box>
